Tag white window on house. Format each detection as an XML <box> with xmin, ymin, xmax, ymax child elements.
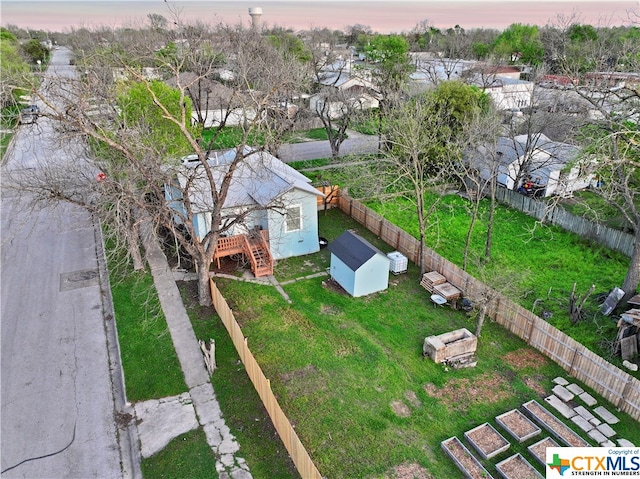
<box><xmin>285</xmin><ymin>205</ymin><xmax>302</xmax><ymax>232</ymax></box>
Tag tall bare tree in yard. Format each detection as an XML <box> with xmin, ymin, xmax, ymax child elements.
<box><xmin>454</xmin><ymin>111</ymin><xmax>504</xmax><ymax>268</ymax></box>
<box><xmin>549</xmin><ymin>24</ymin><xmax>640</xmax><ymax>305</ymax></box>
<box><xmin>5</xmin><ymin>21</ymin><xmax>310</xmax><ymax>306</ymax></box>
<box><xmin>379</xmin><ymin>81</ymin><xmax>488</xmax><ymax>275</ymax></box>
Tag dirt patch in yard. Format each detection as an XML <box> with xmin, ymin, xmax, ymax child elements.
<box><xmin>280</xmin><ymin>364</ymin><xmax>318</xmax><ymax>384</ymax></box>
<box><xmin>523</xmin><ymin>374</ymin><xmax>548</xmax><ymax>397</ymax></box>
<box><xmin>423</xmin><ymin>372</ymin><xmax>512</xmax><ymax>411</ymax></box>
<box><xmin>391</xmin><ymin>400</ymin><xmax>412</xmax><ymax>417</ymax></box>
<box><xmin>503</xmin><ymin>348</ymin><xmax>549</xmax><ymax>370</ymax></box>
<box><xmin>384</xmin><ymin>462</ymin><xmax>434</xmax><ymax>479</ymax></box>
<box><xmin>405</xmin><ymin>390</ymin><xmax>422</xmax><ymax>409</ymax></box>
<box><xmin>322</xmin><ymin>278</ymin><xmax>349</xmax><ymax>295</ymax></box>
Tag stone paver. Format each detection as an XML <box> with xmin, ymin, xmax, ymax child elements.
<box><xmin>590</xmin><ymin>418</ymin><xmax>601</xmax><ymax>427</ymax></box>
<box><xmin>579</xmin><ymin>392</ymin><xmax>597</xmax><ymax>407</ymax></box>
<box><xmin>619</xmin><ymin>439</ymin><xmax>636</xmax><ymax>447</ymax></box>
<box><xmin>571</xmin><ymin>415</ymin><xmax>594</xmax><ymax>433</ymax></box>
<box><xmin>593</xmin><ymin>406</ymin><xmax>619</xmax><ymax>424</ymax></box>
<box><xmin>587</xmin><ymin>429</ymin><xmax>607</xmax><ymax>444</ymax></box>
<box><xmin>597</xmin><ymin>423</ymin><xmax>616</xmax><ymax>438</ymax></box>
<box><xmin>566</xmin><ymin>383</ymin><xmax>584</xmax><ymax>395</ymax></box>
<box><xmin>574</xmin><ymin>405</ymin><xmax>596</xmax><ymax>422</ymax></box>
<box><xmin>545</xmin><ymin>395</ymin><xmax>577</xmax><ymax>419</ymax></box>
<box><xmin>553</xmin><ymin>377</ymin><xmax>569</xmax><ymax>386</ymax></box>
<box><xmin>552</xmin><ymin>384</ymin><xmax>575</xmax><ymax>402</ymax></box>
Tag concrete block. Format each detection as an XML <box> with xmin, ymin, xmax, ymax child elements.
<box><xmin>571</xmin><ymin>415</ymin><xmax>594</xmax><ymax>433</ymax></box>
<box><xmin>544</xmin><ymin>395</ymin><xmax>577</xmax><ymax>419</ymax></box>
<box><xmin>590</xmin><ymin>418</ymin><xmax>601</xmax><ymax>427</ymax></box>
<box><xmin>579</xmin><ymin>392</ymin><xmax>597</xmax><ymax>407</ymax></box>
<box><xmin>594</xmin><ymin>406</ymin><xmax>619</xmax><ymax>424</ymax></box>
<box><xmin>566</xmin><ymin>383</ymin><xmax>584</xmax><ymax>395</ymax></box>
<box><xmin>552</xmin><ymin>384</ymin><xmax>575</xmax><ymax>402</ymax></box>
<box><xmin>553</xmin><ymin>377</ymin><xmax>569</xmax><ymax>386</ymax></box>
<box><xmin>618</xmin><ymin>439</ymin><xmax>635</xmax><ymax>447</ymax></box>
<box><xmin>588</xmin><ymin>429</ymin><xmax>607</xmax><ymax>444</ymax></box>
<box><xmin>574</xmin><ymin>405</ymin><xmax>596</xmax><ymax>422</ymax></box>
<box><xmin>597</xmin><ymin>423</ymin><xmax>616</xmax><ymax>438</ymax></box>
<box><xmin>601</xmin><ymin>440</ymin><xmax>616</xmax><ymax>447</ymax></box>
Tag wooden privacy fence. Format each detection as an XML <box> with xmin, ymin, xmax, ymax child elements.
<box><xmin>209</xmin><ymin>279</ymin><xmax>323</xmax><ymax>479</ymax></box>
<box><xmin>337</xmin><ymin>193</ymin><xmax>640</xmax><ymax>421</ymax></box>
<box><xmin>496</xmin><ymin>187</ymin><xmax>634</xmax><ymax>257</ymax></box>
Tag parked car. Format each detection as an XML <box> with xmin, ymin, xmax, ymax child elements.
<box><xmin>19</xmin><ymin>104</ymin><xmax>39</xmax><ymax>124</ymax></box>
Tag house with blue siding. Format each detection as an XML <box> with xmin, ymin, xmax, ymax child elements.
<box><xmin>165</xmin><ymin>147</ymin><xmax>323</xmax><ymax>274</ymax></box>
<box><xmin>327</xmin><ymin>231</ymin><xmax>390</xmax><ymax>297</ymax></box>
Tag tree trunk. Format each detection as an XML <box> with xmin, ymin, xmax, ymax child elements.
<box><xmin>196</xmin><ymin>257</ymin><xmax>212</xmax><ymax>306</ymax></box>
<box><xmin>463</xmin><ymin>203</ymin><xmax>479</xmax><ymax>271</ymax></box>
<box><xmin>475</xmin><ymin>304</ymin><xmax>487</xmax><ymax>337</ymax></box>
<box><xmin>127</xmin><ymin>221</ymin><xmax>145</xmax><ymax>271</ymax></box>
<box><xmin>485</xmin><ymin>181</ymin><xmax>496</xmax><ymax>260</ymax></box>
<box><xmin>621</xmin><ymin>236</ymin><xmax>640</xmax><ymax>304</ymax></box>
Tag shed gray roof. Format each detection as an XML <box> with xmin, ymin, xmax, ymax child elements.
<box><xmin>328</xmin><ymin>231</ymin><xmax>386</xmax><ymax>271</ymax></box>
<box><xmin>177</xmin><ymin>147</ymin><xmax>321</xmax><ymax>213</ymax></box>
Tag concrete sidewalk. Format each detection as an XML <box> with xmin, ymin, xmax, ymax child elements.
<box><xmin>138</xmin><ymin>222</ymin><xmax>252</xmax><ymax>479</ymax></box>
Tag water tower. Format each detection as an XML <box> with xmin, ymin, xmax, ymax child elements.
<box><xmin>248</xmin><ymin>7</ymin><xmax>262</xmax><ymax>29</ymax></box>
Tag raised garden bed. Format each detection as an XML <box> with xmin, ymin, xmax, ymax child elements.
<box><xmin>496</xmin><ymin>409</ymin><xmax>541</xmax><ymax>443</ymax></box>
<box><xmin>528</xmin><ymin>436</ymin><xmax>559</xmax><ymax>467</ymax></box>
<box><xmin>522</xmin><ymin>400</ymin><xmax>590</xmax><ymax>447</ymax></box>
<box><xmin>441</xmin><ymin>436</ymin><xmax>494</xmax><ymax>479</ymax></box>
<box><xmin>464</xmin><ymin>422</ymin><xmax>510</xmax><ymax>459</ymax></box>
<box><xmin>495</xmin><ymin>453</ymin><xmax>544</xmax><ymax>479</ymax></box>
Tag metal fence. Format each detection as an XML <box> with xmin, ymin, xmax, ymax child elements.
<box><xmin>209</xmin><ymin>279</ymin><xmax>323</xmax><ymax>479</ymax></box>
<box><xmin>337</xmin><ymin>193</ymin><xmax>640</xmax><ymax>421</ymax></box>
<box><xmin>496</xmin><ymin>187</ymin><xmax>634</xmax><ymax>257</ymax></box>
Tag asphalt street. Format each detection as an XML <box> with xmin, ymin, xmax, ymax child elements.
<box><xmin>277</xmin><ymin>130</ymin><xmax>378</xmax><ymax>162</ymax></box>
<box><xmin>1</xmin><ymin>49</ymin><xmax>132</xmax><ymax>478</ymax></box>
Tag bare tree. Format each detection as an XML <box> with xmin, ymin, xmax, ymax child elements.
<box><xmin>454</xmin><ymin>111</ymin><xmax>504</xmax><ymax>268</ymax></box>
<box><xmin>5</xmin><ymin>21</ymin><xmax>311</xmax><ymax>306</ymax></box>
<box><xmin>547</xmin><ymin>22</ymin><xmax>640</xmax><ymax>304</ymax></box>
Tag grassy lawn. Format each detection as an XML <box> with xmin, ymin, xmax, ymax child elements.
<box><xmin>0</xmin><ymin>105</ymin><xmax>19</xmax><ymax>160</ymax></box>
<box><xmin>141</xmin><ymin>428</ymin><xmax>219</xmax><ymax>479</ymax></box>
<box><xmin>201</xmin><ymin>126</ymin><xmax>339</xmax><ymax>150</ymax></box>
<box><xmin>110</xmin><ymin>268</ymin><xmax>186</xmax><ymax>401</ymax></box>
<box><xmin>212</xmin><ymin>210</ymin><xmax>640</xmax><ymax>479</ymax></box>
<box><xmin>365</xmin><ymin>194</ymin><xmax>629</xmax><ymax>361</ymax></box>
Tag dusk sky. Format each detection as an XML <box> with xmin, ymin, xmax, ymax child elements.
<box><xmin>2</xmin><ymin>1</ymin><xmax>637</xmax><ymax>33</ymax></box>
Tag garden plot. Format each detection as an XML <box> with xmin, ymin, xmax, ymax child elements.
<box><xmin>522</xmin><ymin>400</ymin><xmax>590</xmax><ymax>447</ymax></box>
<box><xmin>495</xmin><ymin>453</ymin><xmax>543</xmax><ymax>479</ymax></box>
<box><xmin>441</xmin><ymin>436</ymin><xmax>494</xmax><ymax>479</ymax></box>
<box><xmin>496</xmin><ymin>409</ymin><xmax>541</xmax><ymax>443</ymax></box>
<box><xmin>464</xmin><ymin>422</ymin><xmax>510</xmax><ymax>459</ymax></box>
<box><xmin>528</xmin><ymin>436</ymin><xmax>559</xmax><ymax>466</ymax></box>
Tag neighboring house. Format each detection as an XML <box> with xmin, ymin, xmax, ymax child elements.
<box><xmin>477</xmin><ymin>76</ymin><xmax>534</xmax><ymax>111</ymax></box>
<box><xmin>165</xmin><ymin>147</ymin><xmax>324</xmax><ymax>265</ymax></box>
<box><xmin>309</xmin><ymin>71</ymin><xmax>380</xmax><ymax>119</ymax></box>
<box><xmin>166</xmin><ymin>73</ymin><xmax>256</xmax><ymax>128</ymax></box>
<box><xmin>473</xmin><ymin>134</ymin><xmax>591</xmax><ymax>198</ymax></box>
<box><xmin>327</xmin><ymin>231</ymin><xmax>390</xmax><ymax>297</ymax></box>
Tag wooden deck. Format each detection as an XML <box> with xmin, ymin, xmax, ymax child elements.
<box><xmin>213</xmin><ymin>231</ymin><xmax>273</xmax><ymax>277</ymax></box>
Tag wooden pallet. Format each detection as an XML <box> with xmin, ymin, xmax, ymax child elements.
<box><xmin>420</xmin><ymin>271</ymin><xmax>462</xmax><ymax>301</ymax></box>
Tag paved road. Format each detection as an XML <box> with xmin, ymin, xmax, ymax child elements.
<box><xmin>1</xmin><ymin>48</ymin><xmax>132</xmax><ymax>478</ymax></box>
<box><xmin>277</xmin><ymin>130</ymin><xmax>378</xmax><ymax>162</ymax></box>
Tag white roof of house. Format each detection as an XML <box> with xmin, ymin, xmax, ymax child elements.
<box><xmin>176</xmin><ymin>148</ymin><xmax>321</xmax><ymax>213</ymax></box>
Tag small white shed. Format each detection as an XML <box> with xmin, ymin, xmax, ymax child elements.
<box><xmin>327</xmin><ymin>231</ymin><xmax>390</xmax><ymax>297</ymax></box>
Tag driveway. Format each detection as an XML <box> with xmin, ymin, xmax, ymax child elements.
<box><xmin>1</xmin><ymin>48</ymin><xmax>135</xmax><ymax>479</ymax></box>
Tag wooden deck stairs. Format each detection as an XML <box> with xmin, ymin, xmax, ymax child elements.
<box><xmin>213</xmin><ymin>230</ymin><xmax>273</xmax><ymax>277</ymax></box>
